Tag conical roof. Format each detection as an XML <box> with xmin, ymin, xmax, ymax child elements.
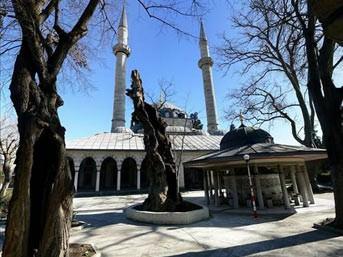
<box><xmin>200</xmin><ymin>21</ymin><xmax>207</xmax><ymax>41</ymax></box>
<box><xmin>119</xmin><ymin>6</ymin><xmax>128</xmax><ymax>28</ymax></box>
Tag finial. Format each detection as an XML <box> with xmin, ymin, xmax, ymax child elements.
<box><xmin>239</xmin><ymin>111</ymin><xmax>244</xmax><ymax>126</ymax></box>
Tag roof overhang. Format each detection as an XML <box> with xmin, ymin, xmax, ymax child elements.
<box><xmin>184</xmin><ymin>144</ymin><xmax>328</xmax><ymax>169</ymax></box>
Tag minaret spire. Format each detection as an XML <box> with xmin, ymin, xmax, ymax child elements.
<box><xmin>200</xmin><ymin>20</ymin><xmax>207</xmax><ymax>41</ymax></box>
<box><xmin>111</xmin><ymin>5</ymin><xmax>131</xmax><ymax>132</ymax></box>
<box><xmin>119</xmin><ymin>5</ymin><xmax>128</xmax><ymax>28</ymax></box>
<box><xmin>198</xmin><ymin>21</ymin><xmax>219</xmax><ymax>134</ymax></box>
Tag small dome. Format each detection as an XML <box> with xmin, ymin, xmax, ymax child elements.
<box><xmin>220</xmin><ymin>125</ymin><xmax>274</xmax><ymax>150</ymax></box>
<box><xmin>156</xmin><ymin>102</ymin><xmax>188</xmax><ymax>119</ymax></box>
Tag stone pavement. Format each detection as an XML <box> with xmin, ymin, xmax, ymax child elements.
<box><xmin>71</xmin><ymin>192</ymin><xmax>342</xmax><ymax>257</ymax></box>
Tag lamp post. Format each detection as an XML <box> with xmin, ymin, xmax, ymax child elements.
<box><xmin>243</xmin><ymin>154</ymin><xmax>257</xmax><ymax>218</ymax></box>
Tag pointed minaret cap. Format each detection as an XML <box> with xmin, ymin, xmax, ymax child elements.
<box><xmin>200</xmin><ymin>20</ymin><xmax>207</xmax><ymax>41</ymax></box>
<box><xmin>119</xmin><ymin>5</ymin><xmax>128</xmax><ymax>28</ymax></box>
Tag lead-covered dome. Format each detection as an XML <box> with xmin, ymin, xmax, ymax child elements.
<box><xmin>220</xmin><ymin>125</ymin><xmax>274</xmax><ymax>150</ymax></box>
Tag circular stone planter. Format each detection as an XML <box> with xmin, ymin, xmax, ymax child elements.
<box><xmin>125</xmin><ymin>202</ymin><xmax>209</xmax><ymax>225</ymax></box>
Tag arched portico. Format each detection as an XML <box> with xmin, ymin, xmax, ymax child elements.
<box><xmin>121</xmin><ymin>157</ymin><xmax>137</xmax><ymax>189</ymax></box>
<box><xmin>78</xmin><ymin>157</ymin><xmax>97</xmax><ymax>191</ymax></box>
<box><xmin>100</xmin><ymin>157</ymin><xmax>117</xmax><ymax>190</ymax></box>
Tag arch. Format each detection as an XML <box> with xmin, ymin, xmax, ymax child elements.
<box><xmin>100</xmin><ymin>157</ymin><xmax>117</xmax><ymax>190</ymax></box>
<box><xmin>66</xmin><ymin>157</ymin><xmax>76</xmax><ymax>184</ymax></box>
<box><xmin>78</xmin><ymin>157</ymin><xmax>96</xmax><ymax>191</ymax></box>
<box><xmin>121</xmin><ymin>157</ymin><xmax>137</xmax><ymax>189</ymax></box>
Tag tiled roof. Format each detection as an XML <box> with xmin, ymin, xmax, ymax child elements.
<box><xmin>66</xmin><ymin>132</ymin><xmax>222</xmax><ymax>151</ymax></box>
<box><xmin>185</xmin><ymin>143</ymin><xmax>327</xmax><ymax>167</ymax></box>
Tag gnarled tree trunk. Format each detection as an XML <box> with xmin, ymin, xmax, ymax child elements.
<box><xmin>3</xmin><ymin>43</ymin><xmax>74</xmax><ymax>257</ymax></box>
<box><xmin>3</xmin><ymin>1</ymin><xmax>100</xmax><ymax>256</ymax></box>
<box><xmin>126</xmin><ymin>70</ymin><xmax>181</xmax><ymax>211</ymax></box>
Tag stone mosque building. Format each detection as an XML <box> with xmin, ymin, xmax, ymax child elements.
<box><xmin>66</xmin><ymin>7</ymin><xmax>327</xmax><ymax>211</ymax></box>
<box><xmin>66</xmin><ymin>7</ymin><xmax>224</xmax><ymax>193</ymax></box>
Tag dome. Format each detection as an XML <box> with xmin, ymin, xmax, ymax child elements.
<box><xmin>220</xmin><ymin>125</ymin><xmax>274</xmax><ymax>150</ymax></box>
<box><xmin>156</xmin><ymin>102</ymin><xmax>188</xmax><ymax>119</ymax></box>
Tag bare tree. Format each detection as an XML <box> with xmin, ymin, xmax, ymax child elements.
<box><xmin>220</xmin><ymin>0</ymin><xmax>342</xmax><ymax>228</ymax></box>
<box><xmin>127</xmin><ymin>70</ymin><xmax>180</xmax><ymax>211</ymax></box>
<box><xmin>145</xmin><ymin>79</ymin><xmax>176</xmax><ymax>110</ymax></box>
<box><xmin>292</xmin><ymin>0</ymin><xmax>343</xmax><ymax>229</ymax></box>
<box><xmin>0</xmin><ymin>118</ymin><xmax>18</xmax><ymax>198</ymax></box>
<box><xmin>2</xmin><ymin>2</ymin><xmax>101</xmax><ymax>257</ymax></box>
<box><xmin>0</xmin><ymin>1</ymin><xmax>208</xmax><ymax>255</ymax></box>
<box><xmin>218</xmin><ymin>0</ymin><xmax>342</xmax><ymax>147</ymax></box>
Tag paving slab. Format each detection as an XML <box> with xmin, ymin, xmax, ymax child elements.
<box><xmin>71</xmin><ymin>192</ymin><xmax>343</xmax><ymax>257</ymax></box>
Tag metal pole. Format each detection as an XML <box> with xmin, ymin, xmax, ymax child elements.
<box><xmin>246</xmin><ymin>160</ymin><xmax>258</xmax><ymax>218</ymax></box>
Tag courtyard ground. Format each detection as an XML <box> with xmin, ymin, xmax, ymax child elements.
<box><xmin>71</xmin><ymin>191</ymin><xmax>342</xmax><ymax>257</ymax></box>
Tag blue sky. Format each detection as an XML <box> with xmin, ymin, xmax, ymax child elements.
<box><xmin>58</xmin><ymin>1</ymin><xmax>301</xmax><ymax>145</ymax></box>
<box><xmin>1</xmin><ymin>1</ymin><xmax>300</xmax><ymax>145</ymax></box>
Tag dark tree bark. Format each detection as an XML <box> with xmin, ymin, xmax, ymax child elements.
<box><xmin>2</xmin><ymin>1</ymin><xmax>100</xmax><ymax>257</ymax></box>
<box><xmin>291</xmin><ymin>0</ymin><xmax>343</xmax><ymax>228</ymax></box>
<box><xmin>126</xmin><ymin>70</ymin><xmax>181</xmax><ymax>211</ymax></box>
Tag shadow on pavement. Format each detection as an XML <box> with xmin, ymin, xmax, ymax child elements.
<box><xmin>76</xmin><ymin>208</ymin><xmax>294</xmax><ymax>230</ymax></box>
<box><xmin>167</xmin><ymin>230</ymin><xmax>341</xmax><ymax>257</ymax></box>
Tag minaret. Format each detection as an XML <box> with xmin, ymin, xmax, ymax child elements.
<box><xmin>198</xmin><ymin>21</ymin><xmax>219</xmax><ymax>134</ymax></box>
<box><xmin>111</xmin><ymin>6</ymin><xmax>131</xmax><ymax>132</ymax></box>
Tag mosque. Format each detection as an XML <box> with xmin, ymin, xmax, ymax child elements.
<box><xmin>66</xmin><ymin>7</ymin><xmax>224</xmax><ymax>193</ymax></box>
<box><xmin>66</xmin><ymin>7</ymin><xmax>327</xmax><ymax>210</ymax></box>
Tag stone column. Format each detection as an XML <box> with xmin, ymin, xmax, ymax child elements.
<box><xmin>254</xmin><ymin>166</ymin><xmax>264</xmax><ymax>209</ymax></box>
<box><xmin>203</xmin><ymin>170</ymin><xmax>210</xmax><ymax>205</ymax></box>
<box><xmin>74</xmin><ymin>170</ymin><xmax>79</xmax><ymax>192</ymax></box>
<box><xmin>230</xmin><ymin>172</ymin><xmax>239</xmax><ymax>209</ymax></box>
<box><xmin>217</xmin><ymin>171</ymin><xmax>222</xmax><ymax>197</ymax></box>
<box><xmin>303</xmin><ymin>164</ymin><xmax>315</xmax><ymax>204</ymax></box>
<box><xmin>117</xmin><ymin>162</ymin><xmax>122</xmax><ymax>191</ymax></box>
<box><xmin>137</xmin><ymin>164</ymin><xmax>141</xmax><ymax>190</ymax></box>
<box><xmin>95</xmin><ymin>165</ymin><xmax>101</xmax><ymax>192</ymax></box>
<box><xmin>279</xmin><ymin>166</ymin><xmax>290</xmax><ymax>209</ymax></box>
<box><xmin>296</xmin><ymin>166</ymin><xmax>309</xmax><ymax>207</ymax></box>
<box><xmin>290</xmin><ymin>166</ymin><xmax>300</xmax><ymax>206</ymax></box>
<box><xmin>213</xmin><ymin>171</ymin><xmax>220</xmax><ymax>206</ymax></box>
<box><xmin>208</xmin><ymin>170</ymin><xmax>213</xmax><ymax>203</ymax></box>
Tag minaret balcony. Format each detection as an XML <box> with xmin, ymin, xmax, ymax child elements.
<box><xmin>198</xmin><ymin>57</ymin><xmax>213</xmax><ymax>68</ymax></box>
<box><xmin>113</xmin><ymin>43</ymin><xmax>131</xmax><ymax>56</ymax></box>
